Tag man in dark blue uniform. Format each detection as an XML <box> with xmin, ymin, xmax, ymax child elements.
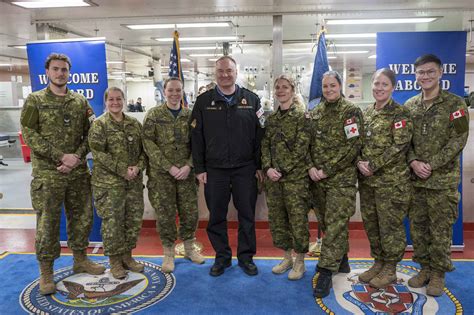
<box><xmin>191</xmin><ymin>56</ymin><xmax>265</xmax><ymax>276</ymax></box>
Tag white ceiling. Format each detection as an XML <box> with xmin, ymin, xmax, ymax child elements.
<box><xmin>1</xmin><ymin>0</ymin><xmax>474</xmax><ymax>78</ymax></box>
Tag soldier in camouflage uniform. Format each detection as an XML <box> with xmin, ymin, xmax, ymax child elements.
<box><xmin>261</xmin><ymin>75</ymin><xmax>311</xmax><ymax>280</ymax></box>
<box><xmin>88</xmin><ymin>87</ymin><xmax>146</xmax><ymax>279</ymax></box>
<box><xmin>357</xmin><ymin>68</ymin><xmax>413</xmax><ymax>288</ymax></box>
<box><xmin>20</xmin><ymin>53</ymin><xmax>105</xmax><ymax>296</ymax></box>
<box><xmin>143</xmin><ymin>78</ymin><xmax>204</xmax><ymax>273</ymax></box>
<box><xmin>405</xmin><ymin>54</ymin><xmax>469</xmax><ymax>297</ymax></box>
<box><xmin>309</xmin><ymin>71</ymin><xmax>363</xmax><ymax>298</ymax></box>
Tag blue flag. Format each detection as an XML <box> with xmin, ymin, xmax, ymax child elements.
<box><xmin>168</xmin><ymin>30</ymin><xmax>187</xmax><ymax>106</ymax></box>
<box><xmin>308</xmin><ymin>32</ymin><xmax>330</xmax><ymax>109</ymax></box>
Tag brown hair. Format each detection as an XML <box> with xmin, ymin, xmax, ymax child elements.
<box><xmin>372</xmin><ymin>68</ymin><xmax>397</xmax><ymax>87</ymax></box>
<box><xmin>164</xmin><ymin>77</ymin><xmax>183</xmax><ymax>89</ymax></box>
<box><xmin>215</xmin><ymin>55</ymin><xmax>237</xmax><ymax>66</ymax></box>
<box><xmin>44</xmin><ymin>53</ymin><xmax>72</xmax><ymax>70</ymax></box>
<box><xmin>274</xmin><ymin>74</ymin><xmax>305</xmax><ymax>111</ymax></box>
<box><xmin>103</xmin><ymin>87</ymin><xmax>125</xmax><ymax>103</ymax></box>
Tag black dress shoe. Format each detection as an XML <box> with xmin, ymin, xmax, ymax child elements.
<box><xmin>209</xmin><ymin>261</ymin><xmax>232</xmax><ymax>277</ymax></box>
<box><xmin>338</xmin><ymin>254</ymin><xmax>351</xmax><ymax>273</ymax></box>
<box><xmin>313</xmin><ymin>268</ymin><xmax>332</xmax><ymax>298</ymax></box>
<box><xmin>238</xmin><ymin>260</ymin><xmax>258</xmax><ymax>276</ymax></box>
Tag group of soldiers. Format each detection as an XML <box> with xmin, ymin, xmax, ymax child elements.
<box><xmin>20</xmin><ymin>52</ymin><xmax>468</xmax><ymax>302</ymax></box>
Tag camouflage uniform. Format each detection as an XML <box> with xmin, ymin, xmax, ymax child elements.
<box><xmin>309</xmin><ymin>97</ymin><xmax>362</xmax><ymax>272</ymax></box>
<box><xmin>142</xmin><ymin>104</ymin><xmax>198</xmax><ymax>248</ymax></box>
<box><xmin>20</xmin><ymin>86</ymin><xmax>96</xmax><ymax>261</ymax></box>
<box><xmin>261</xmin><ymin>104</ymin><xmax>311</xmax><ymax>254</ymax></box>
<box><xmin>358</xmin><ymin>99</ymin><xmax>413</xmax><ymax>263</ymax></box>
<box><xmin>88</xmin><ymin>112</ymin><xmax>146</xmax><ymax>257</ymax></box>
<box><xmin>405</xmin><ymin>90</ymin><xmax>469</xmax><ymax>272</ymax></box>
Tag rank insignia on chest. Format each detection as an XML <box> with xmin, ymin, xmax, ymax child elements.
<box><xmin>191</xmin><ymin>119</ymin><xmax>197</xmax><ymax>129</ymax></box>
<box><xmin>63</xmin><ymin>114</ymin><xmax>71</xmax><ymax>126</ymax></box>
<box><xmin>127</xmin><ymin>136</ymin><xmax>134</xmax><ymax>142</ymax></box>
<box><xmin>450</xmin><ymin>109</ymin><xmax>465</xmax><ymax>121</ymax></box>
<box><xmin>305</xmin><ymin>112</ymin><xmax>311</xmax><ymax>119</ymax></box>
<box><xmin>211</xmin><ymin>100</ymin><xmax>215</xmax><ymax>106</ymax></box>
<box><xmin>344</xmin><ymin>122</ymin><xmax>359</xmax><ymax>139</ymax></box>
<box><xmin>393</xmin><ymin>119</ymin><xmax>406</xmax><ymax>129</ymax></box>
<box><xmin>344</xmin><ymin>116</ymin><xmax>356</xmax><ymax>126</ymax></box>
<box><xmin>241</xmin><ymin>98</ymin><xmax>247</xmax><ymax>105</ymax></box>
<box><xmin>366</xmin><ymin>130</ymin><xmax>371</xmax><ymax>137</ymax></box>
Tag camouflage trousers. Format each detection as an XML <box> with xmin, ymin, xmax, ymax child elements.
<box><xmin>266</xmin><ymin>180</ymin><xmax>310</xmax><ymax>253</ymax></box>
<box><xmin>409</xmin><ymin>186</ymin><xmax>459</xmax><ymax>272</ymax></box>
<box><xmin>31</xmin><ymin>175</ymin><xmax>93</xmax><ymax>261</ymax></box>
<box><xmin>359</xmin><ymin>182</ymin><xmax>411</xmax><ymax>263</ymax></box>
<box><xmin>93</xmin><ymin>183</ymin><xmax>144</xmax><ymax>256</ymax></box>
<box><xmin>148</xmin><ymin>174</ymin><xmax>198</xmax><ymax>248</ymax></box>
<box><xmin>311</xmin><ymin>183</ymin><xmax>356</xmax><ymax>272</ymax></box>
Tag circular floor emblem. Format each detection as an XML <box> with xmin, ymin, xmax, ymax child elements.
<box><xmin>313</xmin><ymin>262</ymin><xmax>462</xmax><ymax>314</ymax></box>
<box><xmin>20</xmin><ymin>260</ymin><xmax>175</xmax><ymax>314</ymax></box>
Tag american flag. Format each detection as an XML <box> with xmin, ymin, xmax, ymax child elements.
<box><xmin>168</xmin><ymin>30</ymin><xmax>187</xmax><ymax>106</ymax></box>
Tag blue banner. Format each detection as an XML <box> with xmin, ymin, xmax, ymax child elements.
<box><xmin>309</xmin><ymin>32</ymin><xmax>330</xmax><ymax>109</ymax></box>
<box><xmin>26</xmin><ymin>38</ymin><xmax>108</xmax><ymax>244</ymax></box>
<box><xmin>376</xmin><ymin>31</ymin><xmax>467</xmax><ymax>247</ymax></box>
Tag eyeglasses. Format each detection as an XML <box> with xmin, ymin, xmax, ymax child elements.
<box><xmin>415</xmin><ymin>69</ymin><xmax>439</xmax><ymax>77</ymax></box>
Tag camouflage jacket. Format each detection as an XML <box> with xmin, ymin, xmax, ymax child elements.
<box><xmin>88</xmin><ymin>112</ymin><xmax>145</xmax><ymax>188</ymax></box>
<box><xmin>359</xmin><ymin>99</ymin><xmax>413</xmax><ymax>187</ymax></box>
<box><xmin>405</xmin><ymin>90</ymin><xmax>469</xmax><ymax>189</ymax></box>
<box><xmin>142</xmin><ymin>103</ymin><xmax>193</xmax><ymax>180</ymax></box>
<box><xmin>20</xmin><ymin>86</ymin><xmax>95</xmax><ymax>179</ymax></box>
<box><xmin>261</xmin><ymin>103</ymin><xmax>311</xmax><ymax>181</ymax></box>
<box><xmin>309</xmin><ymin>97</ymin><xmax>363</xmax><ymax>188</ymax></box>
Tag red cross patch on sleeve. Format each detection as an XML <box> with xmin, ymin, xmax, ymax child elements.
<box><xmin>450</xmin><ymin>109</ymin><xmax>465</xmax><ymax>121</ymax></box>
<box><xmin>393</xmin><ymin>120</ymin><xmax>406</xmax><ymax>129</ymax></box>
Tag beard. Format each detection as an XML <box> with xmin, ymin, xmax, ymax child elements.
<box><xmin>49</xmin><ymin>77</ymin><xmax>68</xmax><ymax>88</ymax></box>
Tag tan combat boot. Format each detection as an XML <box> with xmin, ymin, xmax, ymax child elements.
<box><xmin>426</xmin><ymin>270</ymin><xmax>445</xmax><ymax>297</ymax></box>
<box><xmin>110</xmin><ymin>255</ymin><xmax>127</xmax><ymax>279</ymax></box>
<box><xmin>359</xmin><ymin>260</ymin><xmax>384</xmax><ymax>283</ymax></box>
<box><xmin>288</xmin><ymin>253</ymin><xmax>305</xmax><ymax>280</ymax></box>
<box><xmin>162</xmin><ymin>245</ymin><xmax>175</xmax><ymax>273</ymax></box>
<box><xmin>73</xmin><ymin>249</ymin><xmax>106</xmax><ymax>275</ymax></box>
<box><xmin>369</xmin><ymin>261</ymin><xmax>397</xmax><ymax>288</ymax></box>
<box><xmin>39</xmin><ymin>260</ymin><xmax>56</xmax><ymax>295</ymax></box>
<box><xmin>183</xmin><ymin>239</ymin><xmax>205</xmax><ymax>264</ymax></box>
<box><xmin>272</xmin><ymin>250</ymin><xmax>293</xmax><ymax>274</ymax></box>
<box><xmin>122</xmin><ymin>251</ymin><xmax>144</xmax><ymax>273</ymax></box>
<box><xmin>408</xmin><ymin>266</ymin><xmax>430</xmax><ymax>288</ymax></box>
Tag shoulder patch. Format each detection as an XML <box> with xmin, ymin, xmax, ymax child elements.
<box><xmin>344</xmin><ymin>116</ymin><xmax>356</xmax><ymax>126</ymax></box>
<box><xmin>393</xmin><ymin>120</ymin><xmax>407</xmax><ymax>129</ymax></box>
<box><xmin>256</xmin><ymin>106</ymin><xmax>264</xmax><ymax>118</ymax></box>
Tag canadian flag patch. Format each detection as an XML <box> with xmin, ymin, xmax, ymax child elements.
<box><xmin>344</xmin><ymin>123</ymin><xmax>359</xmax><ymax>139</ymax></box>
<box><xmin>450</xmin><ymin>109</ymin><xmax>465</xmax><ymax>121</ymax></box>
<box><xmin>393</xmin><ymin>120</ymin><xmax>406</xmax><ymax>129</ymax></box>
<box><xmin>344</xmin><ymin>116</ymin><xmax>356</xmax><ymax>126</ymax></box>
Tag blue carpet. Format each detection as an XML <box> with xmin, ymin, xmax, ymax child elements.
<box><xmin>0</xmin><ymin>253</ymin><xmax>471</xmax><ymax>314</ymax></box>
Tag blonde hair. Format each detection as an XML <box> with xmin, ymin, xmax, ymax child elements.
<box><xmin>273</xmin><ymin>74</ymin><xmax>305</xmax><ymax>111</ymax></box>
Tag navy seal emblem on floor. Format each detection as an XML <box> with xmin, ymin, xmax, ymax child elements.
<box><xmin>20</xmin><ymin>259</ymin><xmax>175</xmax><ymax>314</ymax></box>
<box><xmin>313</xmin><ymin>261</ymin><xmax>462</xmax><ymax>314</ymax></box>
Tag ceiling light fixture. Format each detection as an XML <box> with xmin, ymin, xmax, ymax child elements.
<box><xmin>12</xmin><ymin>0</ymin><xmax>91</xmax><ymax>9</ymax></box>
<box><xmin>181</xmin><ymin>58</ymin><xmax>191</xmax><ymax>62</ymax></box>
<box><xmin>368</xmin><ymin>55</ymin><xmax>377</xmax><ymax>59</ymax></box>
<box><xmin>327</xmin><ymin>17</ymin><xmax>438</xmax><ymax>25</ymax></box>
<box><xmin>154</xmin><ymin>36</ymin><xmax>239</xmax><ymax>42</ymax></box>
<box><xmin>0</xmin><ymin>63</ymin><xmax>13</xmax><ymax>66</ymax></box>
<box><xmin>106</xmin><ymin>61</ymin><xmax>124</xmax><ymax>64</ymax></box>
<box><xmin>189</xmin><ymin>53</ymin><xmax>224</xmax><ymax>57</ymax></box>
<box><xmin>327</xmin><ymin>56</ymin><xmax>337</xmax><ymax>59</ymax></box>
<box><xmin>333</xmin><ymin>43</ymin><xmax>376</xmax><ymax>47</ymax></box>
<box><xmin>325</xmin><ymin>33</ymin><xmax>376</xmax><ymax>39</ymax></box>
<box><xmin>8</xmin><ymin>45</ymin><xmax>27</xmax><ymax>49</ymax></box>
<box><xmin>327</xmin><ymin>50</ymin><xmax>369</xmax><ymax>54</ymax></box>
<box><xmin>180</xmin><ymin>46</ymin><xmax>223</xmax><ymax>51</ymax></box>
<box><xmin>126</xmin><ymin>22</ymin><xmax>231</xmax><ymax>30</ymax></box>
